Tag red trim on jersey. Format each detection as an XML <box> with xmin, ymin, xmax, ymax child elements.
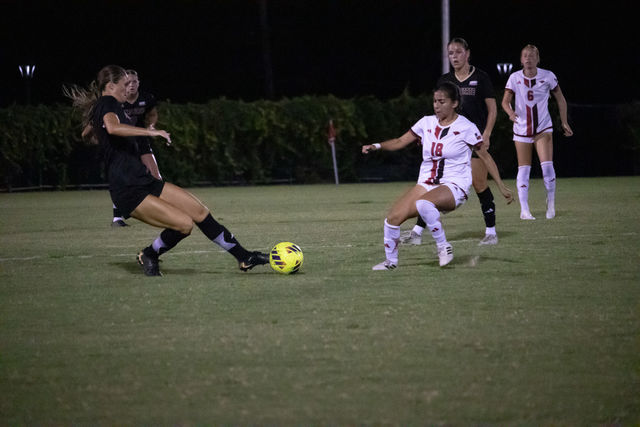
<box><xmin>434</xmin><ymin>126</ymin><xmax>442</xmax><ymax>139</ymax></box>
<box><xmin>425</xmin><ymin>159</ymin><xmax>445</xmax><ymax>185</ymax></box>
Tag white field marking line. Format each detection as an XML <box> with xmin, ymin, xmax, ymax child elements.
<box><xmin>0</xmin><ymin>232</ymin><xmax>636</xmax><ymax>263</ymax></box>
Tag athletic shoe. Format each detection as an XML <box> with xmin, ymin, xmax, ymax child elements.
<box><xmin>546</xmin><ymin>199</ymin><xmax>556</xmax><ymax>219</ymax></box>
<box><xmin>239</xmin><ymin>251</ymin><xmax>270</xmax><ymax>272</ymax></box>
<box><xmin>137</xmin><ymin>251</ymin><xmax>162</xmax><ymax>276</ymax></box>
<box><xmin>520</xmin><ymin>211</ymin><xmax>536</xmax><ymax>220</ymax></box>
<box><xmin>437</xmin><ymin>244</ymin><xmax>454</xmax><ymax>267</ymax></box>
<box><xmin>399</xmin><ymin>231</ymin><xmax>422</xmax><ymax>245</ymax></box>
<box><xmin>111</xmin><ymin>219</ymin><xmax>129</xmax><ymax>227</ymax></box>
<box><xmin>478</xmin><ymin>234</ymin><xmax>498</xmax><ymax>246</ymax></box>
<box><xmin>372</xmin><ymin>259</ymin><xmax>397</xmax><ymax>270</ymax></box>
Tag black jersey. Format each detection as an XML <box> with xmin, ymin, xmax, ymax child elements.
<box><xmin>122</xmin><ymin>92</ymin><xmax>157</xmax><ymax>127</ymax></box>
<box><xmin>91</xmin><ymin>96</ymin><xmax>155</xmax><ymax>190</ymax></box>
<box><xmin>437</xmin><ymin>66</ymin><xmax>495</xmax><ymax>132</ymax></box>
<box><xmin>123</xmin><ymin>92</ymin><xmax>157</xmax><ymax>154</ymax></box>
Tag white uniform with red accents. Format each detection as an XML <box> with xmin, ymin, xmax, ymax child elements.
<box><xmin>505</xmin><ymin>68</ymin><xmax>558</xmax><ymax>140</ymax></box>
<box><xmin>410</xmin><ymin>114</ymin><xmax>483</xmax><ymax>196</ymax></box>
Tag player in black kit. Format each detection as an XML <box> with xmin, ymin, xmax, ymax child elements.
<box><xmin>65</xmin><ymin>65</ymin><xmax>270</xmax><ymax>276</ymax></box>
<box><xmin>401</xmin><ymin>38</ymin><xmax>513</xmax><ymax>246</ymax></box>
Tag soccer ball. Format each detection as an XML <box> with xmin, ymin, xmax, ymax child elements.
<box><xmin>269</xmin><ymin>242</ymin><xmax>304</xmax><ymax>274</ymax></box>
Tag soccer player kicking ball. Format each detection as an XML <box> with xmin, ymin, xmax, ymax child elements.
<box><xmin>362</xmin><ymin>82</ymin><xmax>484</xmax><ymax>269</ymax></box>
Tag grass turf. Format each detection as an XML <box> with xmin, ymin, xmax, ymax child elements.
<box><xmin>1</xmin><ymin>177</ymin><xmax>639</xmax><ymax>424</ymax></box>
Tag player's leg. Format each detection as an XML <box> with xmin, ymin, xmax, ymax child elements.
<box><xmin>373</xmin><ymin>185</ymin><xmax>427</xmax><ymax>270</ymax></box>
<box><xmin>534</xmin><ymin>133</ymin><xmax>556</xmax><ymax>219</ymax></box>
<box><xmin>416</xmin><ymin>185</ymin><xmax>457</xmax><ymax>267</ymax></box>
<box><xmin>515</xmin><ymin>139</ymin><xmax>535</xmax><ymax>219</ymax></box>
<box><xmin>471</xmin><ymin>157</ymin><xmax>498</xmax><ymax>245</ymax></box>
<box><xmin>158</xmin><ymin>183</ymin><xmax>269</xmax><ymax>271</ymax></box>
<box><xmin>131</xmin><ymin>195</ymin><xmax>195</xmax><ymax>276</ymax></box>
<box><xmin>112</xmin><ymin>203</ymin><xmax>128</xmax><ymax>227</ymax></box>
<box><xmin>400</xmin><ymin>216</ymin><xmax>425</xmax><ymax>245</ymax></box>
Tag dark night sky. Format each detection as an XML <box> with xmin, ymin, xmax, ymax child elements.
<box><xmin>0</xmin><ymin>0</ymin><xmax>636</xmax><ymax>107</ymax></box>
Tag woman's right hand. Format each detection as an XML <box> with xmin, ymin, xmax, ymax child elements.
<box><xmin>153</xmin><ymin>129</ymin><xmax>172</xmax><ymax>146</ymax></box>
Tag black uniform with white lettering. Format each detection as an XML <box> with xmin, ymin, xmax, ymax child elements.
<box><xmin>123</xmin><ymin>91</ymin><xmax>157</xmax><ymax>155</ymax></box>
<box><xmin>437</xmin><ymin>66</ymin><xmax>494</xmax><ymax>135</ymax></box>
<box><xmin>92</xmin><ymin>95</ymin><xmax>163</xmax><ymax>218</ymax></box>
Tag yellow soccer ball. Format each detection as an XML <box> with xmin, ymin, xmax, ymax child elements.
<box><xmin>269</xmin><ymin>242</ymin><xmax>304</xmax><ymax>274</ymax></box>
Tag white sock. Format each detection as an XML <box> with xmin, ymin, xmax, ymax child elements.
<box><xmin>485</xmin><ymin>226</ymin><xmax>496</xmax><ymax>236</ymax></box>
<box><xmin>517</xmin><ymin>165</ymin><xmax>532</xmax><ymax>213</ymax></box>
<box><xmin>411</xmin><ymin>225</ymin><xmax>424</xmax><ymax>236</ymax></box>
<box><xmin>541</xmin><ymin>161</ymin><xmax>556</xmax><ymax>207</ymax></box>
<box><xmin>383</xmin><ymin>219</ymin><xmax>400</xmax><ymax>265</ymax></box>
<box><xmin>416</xmin><ymin>200</ymin><xmax>447</xmax><ymax>247</ymax></box>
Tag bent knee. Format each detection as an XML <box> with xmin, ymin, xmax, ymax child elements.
<box><xmin>176</xmin><ymin>217</ymin><xmax>194</xmax><ymax>235</ymax></box>
<box><xmin>386</xmin><ymin>210</ymin><xmax>408</xmax><ymax>226</ymax></box>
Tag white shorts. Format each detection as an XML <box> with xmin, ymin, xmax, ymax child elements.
<box><xmin>513</xmin><ymin>130</ymin><xmax>552</xmax><ymax>143</ymax></box>
<box><xmin>417</xmin><ymin>182</ymin><xmax>469</xmax><ymax>208</ymax></box>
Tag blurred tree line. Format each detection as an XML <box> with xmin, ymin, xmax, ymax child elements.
<box><xmin>1</xmin><ymin>93</ymin><xmax>638</xmax><ymax>191</ymax></box>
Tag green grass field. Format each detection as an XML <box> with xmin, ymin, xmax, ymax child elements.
<box><xmin>1</xmin><ymin>177</ymin><xmax>639</xmax><ymax>424</ymax></box>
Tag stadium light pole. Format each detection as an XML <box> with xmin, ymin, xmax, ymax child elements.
<box><xmin>18</xmin><ymin>64</ymin><xmax>36</xmax><ymax>105</ymax></box>
<box><xmin>441</xmin><ymin>0</ymin><xmax>450</xmax><ymax>74</ymax></box>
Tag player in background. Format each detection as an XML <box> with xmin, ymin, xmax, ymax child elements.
<box><xmin>123</xmin><ymin>69</ymin><xmax>162</xmax><ymax>180</ymax></box>
<box><xmin>501</xmin><ymin>44</ymin><xmax>573</xmax><ymax>220</ymax></box>
<box><xmin>66</xmin><ymin>65</ymin><xmax>270</xmax><ymax>276</ymax></box>
<box><xmin>362</xmin><ymin>82</ymin><xmax>484</xmax><ymax>269</ymax></box>
<box><xmin>401</xmin><ymin>38</ymin><xmax>513</xmax><ymax>246</ymax></box>
<box><xmin>109</xmin><ymin>70</ymin><xmax>161</xmax><ymax>226</ymax></box>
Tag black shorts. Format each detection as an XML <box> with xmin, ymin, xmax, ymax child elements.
<box><xmin>110</xmin><ymin>179</ymin><xmax>165</xmax><ymax>219</ymax></box>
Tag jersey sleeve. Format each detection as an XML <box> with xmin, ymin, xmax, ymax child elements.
<box><xmin>92</xmin><ymin>96</ymin><xmax>119</xmax><ymax>128</ymax></box>
<box><xmin>477</xmin><ymin>70</ymin><xmax>495</xmax><ymax>99</ymax></box>
<box><xmin>505</xmin><ymin>73</ymin><xmax>517</xmax><ymax>91</ymax></box>
<box><xmin>145</xmin><ymin>92</ymin><xmax>158</xmax><ymax>111</ymax></box>
<box><xmin>466</xmin><ymin>122</ymin><xmax>484</xmax><ymax>149</ymax></box>
<box><xmin>547</xmin><ymin>70</ymin><xmax>559</xmax><ymax>91</ymax></box>
<box><xmin>410</xmin><ymin>117</ymin><xmax>428</xmax><ymax>141</ymax></box>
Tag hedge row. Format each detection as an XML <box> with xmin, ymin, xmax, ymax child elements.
<box><xmin>1</xmin><ymin>95</ymin><xmax>638</xmax><ymax>190</ymax></box>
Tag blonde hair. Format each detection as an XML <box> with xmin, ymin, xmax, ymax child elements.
<box><xmin>63</xmin><ymin>65</ymin><xmax>127</xmax><ymax>128</ymax></box>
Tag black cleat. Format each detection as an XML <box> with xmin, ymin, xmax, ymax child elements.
<box><xmin>137</xmin><ymin>251</ymin><xmax>162</xmax><ymax>276</ymax></box>
<box><xmin>239</xmin><ymin>251</ymin><xmax>270</xmax><ymax>272</ymax></box>
<box><xmin>111</xmin><ymin>219</ymin><xmax>129</xmax><ymax>227</ymax></box>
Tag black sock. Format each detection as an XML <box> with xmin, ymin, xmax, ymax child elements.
<box><xmin>113</xmin><ymin>206</ymin><xmax>124</xmax><ymax>218</ymax></box>
<box><xmin>416</xmin><ymin>216</ymin><xmax>426</xmax><ymax>228</ymax></box>
<box><xmin>477</xmin><ymin>187</ymin><xmax>496</xmax><ymax>228</ymax></box>
<box><xmin>144</xmin><ymin>229</ymin><xmax>190</xmax><ymax>258</ymax></box>
<box><xmin>196</xmin><ymin>213</ymin><xmax>250</xmax><ymax>262</ymax></box>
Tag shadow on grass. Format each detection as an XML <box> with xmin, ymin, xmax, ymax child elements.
<box><xmin>109</xmin><ymin>261</ymin><xmax>201</xmax><ymax>276</ymax></box>
<box><xmin>448</xmin><ymin>230</ymin><xmax>519</xmax><ymax>241</ymax></box>
<box><xmin>109</xmin><ymin>261</ymin><xmax>277</xmax><ymax>276</ymax></box>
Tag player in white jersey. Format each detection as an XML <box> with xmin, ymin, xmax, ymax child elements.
<box><xmin>502</xmin><ymin>44</ymin><xmax>573</xmax><ymax>220</ymax></box>
<box><xmin>362</xmin><ymin>82</ymin><xmax>483</xmax><ymax>269</ymax></box>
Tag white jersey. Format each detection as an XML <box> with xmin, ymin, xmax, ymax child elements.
<box><xmin>410</xmin><ymin>114</ymin><xmax>483</xmax><ymax>193</ymax></box>
<box><xmin>505</xmin><ymin>68</ymin><xmax>558</xmax><ymax>137</ymax></box>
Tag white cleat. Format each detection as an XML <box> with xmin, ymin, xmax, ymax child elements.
<box><xmin>399</xmin><ymin>230</ymin><xmax>422</xmax><ymax>245</ymax></box>
<box><xmin>437</xmin><ymin>244</ymin><xmax>454</xmax><ymax>267</ymax></box>
<box><xmin>520</xmin><ymin>211</ymin><xmax>536</xmax><ymax>220</ymax></box>
<box><xmin>372</xmin><ymin>259</ymin><xmax>397</xmax><ymax>271</ymax></box>
<box><xmin>478</xmin><ymin>234</ymin><xmax>498</xmax><ymax>246</ymax></box>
